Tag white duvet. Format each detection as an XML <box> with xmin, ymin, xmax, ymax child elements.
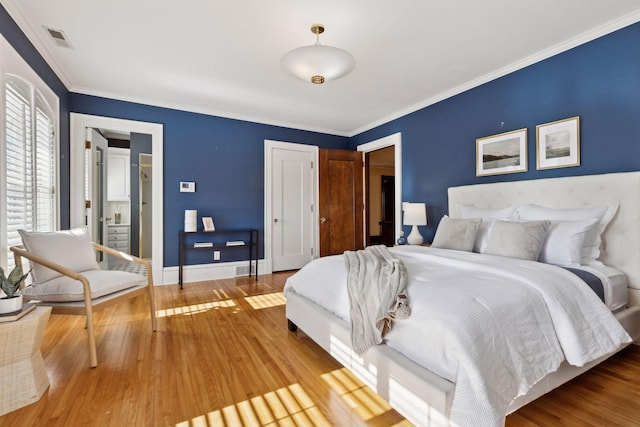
<box><xmin>284</xmin><ymin>245</ymin><xmax>631</xmax><ymax>427</ymax></box>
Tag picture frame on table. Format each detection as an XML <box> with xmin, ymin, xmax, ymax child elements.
<box><xmin>202</xmin><ymin>217</ymin><xmax>215</xmax><ymax>232</ymax></box>
<box><xmin>536</xmin><ymin>116</ymin><xmax>580</xmax><ymax>170</ymax></box>
<box><xmin>476</xmin><ymin>128</ymin><xmax>528</xmax><ymax>177</ymax></box>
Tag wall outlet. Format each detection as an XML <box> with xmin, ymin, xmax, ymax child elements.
<box><xmin>213</xmin><ymin>251</ymin><xmax>220</xmax><ymax>261</ymax></box>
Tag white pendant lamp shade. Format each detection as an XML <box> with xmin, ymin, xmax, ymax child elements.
<box><xmin>281</xmin><ymin>24</ymin><xmax>355</xmax><ymax>84</ymax></box>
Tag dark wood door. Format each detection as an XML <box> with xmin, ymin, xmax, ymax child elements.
<box><xmin>319</xmin><ymin>149</ymin><xmax>364</xmax><ymax>256</ymax></box>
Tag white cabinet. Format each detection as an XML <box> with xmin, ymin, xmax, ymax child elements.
<box><xmin>107</xmin><ymin>148</ymin><xmax>130</xmax><ymax>201</ymax></box>
<box><xmin>107</xmin><ymin>224</ymin><xmax>130</xmax><ymax>265</ymax></box>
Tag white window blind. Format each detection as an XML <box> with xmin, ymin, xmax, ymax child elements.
<box><xmin>3</xmin><ymin>74</ymin><xmax>56</xmax><ymax>270</ymax></box>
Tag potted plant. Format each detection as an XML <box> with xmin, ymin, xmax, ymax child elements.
<box><xmin>0</xmin><ymin>265</ymin><xmax>30</xmax><ymax>314</ymax></box>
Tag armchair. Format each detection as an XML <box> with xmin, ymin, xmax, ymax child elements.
<box><xmin>10</xmin><ymin>227</ymin><xmax>157</xmax><ymax>368</ymax></box>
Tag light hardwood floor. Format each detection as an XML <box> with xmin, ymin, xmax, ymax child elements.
<box><xmin>1</xmin><ymin>272</ymin><xmax>639</xmax><ymax>426</ymax></box>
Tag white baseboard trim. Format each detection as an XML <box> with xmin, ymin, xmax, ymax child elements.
<box><xmin>161</xmin><ymin>260</ymin><xmax>266</xmax><ymax>286</ymax></box>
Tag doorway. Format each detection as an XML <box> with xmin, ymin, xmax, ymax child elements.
<box><xmin>357</xmin><ymin>133</ymin><xmax>402</xmax><ymax>247</ymax></box>
<box><xmin>70</xmin><ymin>114</ymin><xmax>164</xmax><ymax>284</ymax></box>
<box><xmin>379</xmin><ymin>175</ymin><xmax>396</xmax><ymax>246</ymax></box>
<box><xmin>139</xmin><ymin>154</ymin><xmax>152</xmax><ymax>259</ymax></box>
<box><xmin>365</xmin><ymin>146</ymin><xmax>396</xmax><ymax>246</ymax></box>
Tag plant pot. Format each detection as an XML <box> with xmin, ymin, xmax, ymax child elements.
<box><xmin>0</xmin><ymin>295</ymin><xmax>23</xmax><ymax>314</ymax></box>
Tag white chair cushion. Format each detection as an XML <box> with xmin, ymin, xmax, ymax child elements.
<box><xmin>21</xmin><ymin>270</ymin><xmax>145</xmax><ymax>302</ymax></box>
<box><xmin>18</xmin><ymin>227</ymin><xmax>99</xmax><ymax>283</ymax></box>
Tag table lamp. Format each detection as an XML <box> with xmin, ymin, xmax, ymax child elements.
<box><xmin>403</xmin><ymin>202</ymin><xmax>427</xmax><ymax>245</ymax></box>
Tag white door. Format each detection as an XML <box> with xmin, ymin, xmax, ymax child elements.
<box><xmin>88</xmin><ymin>128</ymin><xmax>108</xmax><ymax>268</ymax></box>
<box><xmin>139</xmin><ymin>154</ymin><xmax>153</xmax><ymax>259</ymax></box>
<box><xmin>271</xmin><ymin>145</ymin><xmax>315</xmax><ymax>271</ymax></box>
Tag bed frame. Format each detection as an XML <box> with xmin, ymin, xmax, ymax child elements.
<box><xmin>286</xmin><ymin>171</ymin><xmax>640</xmax><ymax>426</ymax></box>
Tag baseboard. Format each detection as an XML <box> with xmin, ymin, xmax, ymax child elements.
<box><xmin>161</xmin><ymin>260</ymin><xmax>265</xmax><ymax>286</ymax></box>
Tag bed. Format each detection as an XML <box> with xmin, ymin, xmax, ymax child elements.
<box><xmin>284</xmin><ymin>171</ymin><xmax>640</xmax><ymax>426</ymax></box>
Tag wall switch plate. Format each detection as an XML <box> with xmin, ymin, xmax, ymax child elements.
<box><xmin>180</xmin><ymin>181</ymin><xmax>195</xmax><ymax>192</ymax></box>
<box><xmin>213</xmin><ymin>251</ymin><xmax>220</xmax><ymax>261</ymax></box>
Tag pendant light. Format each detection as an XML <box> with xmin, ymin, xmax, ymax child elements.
<box><xmin>281</xmin><ymin>24</ymin><xmax>355</xmax><ymax>84</ymax></box>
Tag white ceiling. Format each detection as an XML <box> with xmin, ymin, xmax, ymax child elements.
<box><xmin>4</xmin><ymin>1</ymin><xmax>640</xmax><ymax>136</ymax></box>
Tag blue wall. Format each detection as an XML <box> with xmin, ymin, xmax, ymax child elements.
<box><xmin>351</xmin><ymin>22</ymin><xmax>640</xmax><ymax>242</ymax></box>
<box><xmin>68</xmin><ymin>94</ymin><xmax>350</xmax><ymax>266</ymax></box>
<box><xmin>4</xmin><ymin>3</ymin><xmax>640</xmax><ymax>265</ymax></box>
<box><xmin>0</xmin><ymin>5</ymin><xmax>71</xmax><ymax>228</ymax></box>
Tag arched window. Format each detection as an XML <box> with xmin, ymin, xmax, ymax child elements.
<box><xmin>2</xmin><ymin>72</ymin><xmax>58</xmax><ymax>271</ymax></box>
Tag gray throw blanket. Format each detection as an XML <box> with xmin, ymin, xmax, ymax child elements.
<box><xmin>344</xmin><ymin>245</ymin><xmax>410</xmax><ymax>355</ymax></box>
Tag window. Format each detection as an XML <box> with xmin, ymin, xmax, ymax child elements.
<box><xmin>2</xmin><ymin>74</ymin><xmax>57</xmax><ymax>271</ymax></box>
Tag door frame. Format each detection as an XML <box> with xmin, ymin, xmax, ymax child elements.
<box><xmin>357</xmin><ymin>132</ymin><xmax>402</xmax><ymax>245</ymax></box>
<box><xmin>264</xmin><ymin>140</ymin><xmax>318</xmax><ymax>274</ymax></box>
<box><xmin>70</xmin><ymin>113</ymin><xmax>164</xmax><ymax>284</ymax></box>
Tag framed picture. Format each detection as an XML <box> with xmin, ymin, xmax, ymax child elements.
<box><xmin>536</xmin><ymin>116</ymin><xmax>580</xmax><ymax>170</ymax></box>
<box><xmin>202</xmin><ymin>216</ymin><xmax>215</xmax><ymax>232</ymax></box>
<box><xmin>476</xmin><ymin>128</ymin><xmax>528</xmax><ymax>177</ymax></box>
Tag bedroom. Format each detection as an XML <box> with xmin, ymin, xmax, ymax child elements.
<box><xmin>1</xmin><ymin>1</ymin><xmax>640</xmax><ymax>425</ymax></box>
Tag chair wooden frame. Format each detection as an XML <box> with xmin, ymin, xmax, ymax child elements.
<box><xmin>10</xmin><ymin>243</ymin><xmax>157</xmax><ymax>368</ymax></box>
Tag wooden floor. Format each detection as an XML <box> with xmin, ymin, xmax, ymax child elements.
<box><xmin>2</xmin><ymin>272</ymin><xmax>640</xmax><ymax>426</ymax></box>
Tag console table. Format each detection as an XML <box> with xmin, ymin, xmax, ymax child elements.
<box><xmin>178</xmin><ymin>229</ymin><xmax>258</xmax><ymax>288</ymax></box>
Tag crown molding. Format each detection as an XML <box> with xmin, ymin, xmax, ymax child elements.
<box><xmin>71</xmin><ymin>85</ymin><xmax>351</xmax><ymax>137</ymax></box>
<box><xmin>4</xmin><ymin>0</ymin><xmax>639</xmax><ymax>139</ymax></box>
<box><xmin>2</xmin><ymin>0</ymin><xmax>73</xmax><ymax>89</ymax></box>
<box><xmin>350</xmin><ymin>10</ymin><xmax>640</xmax><ymax>137</ymax></box>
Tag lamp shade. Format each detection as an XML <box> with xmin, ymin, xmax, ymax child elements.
<box><xmin>281</xmin><ymin>44</ymin><xmax>355</xmax><ymax>84</ymax></box>
<box><xmin>281</xmin><ymin>24</ymin><xmax>355</xmax><ymax>84</ymax></box>
<box><xmin>403</xmin><ymin>203</ymin><xmax>427</xmax><ymax>226</ymax></box>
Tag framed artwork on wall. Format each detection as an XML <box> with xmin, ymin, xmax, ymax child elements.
<box><xmin>202</xmin><ymin>216</ymin><xmax>215</xmax><ymax>232</ymax></box>
<box><xmin>476</xmin><ymin>128</ymin><xmax>528</xmax><ymax>177</ymax></box>
<box><xmin>536</xmin><ymin>116</ymin><xmax>580</xmax><ymax>170</ymax></box>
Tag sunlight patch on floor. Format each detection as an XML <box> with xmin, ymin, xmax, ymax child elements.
<box><xmin>322</xmin><ymin>367</ymin><xmax>403</xmax><ymax>423</ymax></box>
<box><xmin>175</xmin><ymin>383</ymin><xmax>330</xmax><ymax>426</ymax></box>
<box><xmin>157</xmin><ymin>299</ymin><xmax>236</xmax><ymax>317</ymax></box>
<box><xmin>210</xmin><ymin>288</ymin><xmax>231</xmax><ymax>300</ymax></box>
<box><xmin>244</xmin><ymin>292</ymin><xmax>286</xmax><ymax>310</ymax></box>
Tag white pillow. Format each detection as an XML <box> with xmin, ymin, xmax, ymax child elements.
<box><xmin>456</xmin><ymin>204</ymin><xmax>518</xmax><ymax>220</ymax></box>
<box><xmin>18</xmin><ymin>227</ymin><xmax>99</xmax><ymax>284</ymax></box>
<box><xmin>431</xmin><ymin>216</ymin><xmax>481</xmax><ymax>252</ymax></box>
<box><xmin>474</xmin><ymin>219</ymin><xmax>496</xmax><ymax>253</ymax></box>
<box><xmin>516</xmin><ymin>204</ymin><xmax>618</xmax><ymax>264</ymax></box>
<box><xmin>456</xmin><ymin>204</ymin><xmax>518</xmax><ymax>253</ymax></box>
<box><xmin>539</xmin><ymin>218</ymin><xmax>599</xmax><ymax>266</ymax></box>
<box><xmin>484</xmin><ymin>220</ymin><xmax>550</xmax><ymax>261</ymax></box>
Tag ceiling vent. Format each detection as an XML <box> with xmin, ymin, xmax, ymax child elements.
<box><xmin>45</xmin><ymin>27</ymin><xmax>72</xmax><ymax>48</ymax></box>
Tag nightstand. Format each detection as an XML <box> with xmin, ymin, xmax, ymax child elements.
<box><xmin>0</xmin><ymin>306</ymin><xmax>51</xmax><ymax>415</ymax></box>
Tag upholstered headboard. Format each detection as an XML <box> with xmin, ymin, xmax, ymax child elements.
<box><xmin>448</xmin><ymin>172</ymin><xmax>640</xmax><ymax>300</ymax></box>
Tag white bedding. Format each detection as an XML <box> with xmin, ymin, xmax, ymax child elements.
<box><xmin>578</xmin><ymin>263</ymin><xmax>628</xmax><ymax>311</ymax></box>
<box><xmin>284</xmin><ymin>245</ymin><xmax>631</xmax><ymax>426</ymax></box>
